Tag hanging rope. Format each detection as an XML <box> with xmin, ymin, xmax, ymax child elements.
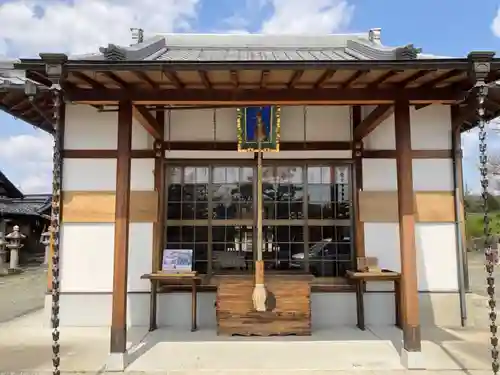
<box><xmin>476</xmin><ymin>82</ymin><xmax>499</xmax><ymax>374</ymax></box>
<box><xmin>50</xmin><ymin>88</ymin><xmax>63</xmax><ymax>375</ymax></box>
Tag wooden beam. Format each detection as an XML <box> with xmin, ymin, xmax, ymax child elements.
<box><xmin>314</xmin><ymin>70</ymin><xmax>336</xmax><ymax>88</ymax></box>
<box><xmin>420</xmin><ymin>69</ymin><xmax>463</xmax><ymax>88</ymax></box>
<box><xmin>368</xmin><ymin>70</ymin><xmax>398</xmax><ymax>88</ymax></box>
<box><xmin>132</xmin><ymin>71</ymin><xmax>159</xmax><ymax>89</ymax></box>
<box><xmin>161</xmin><ymin>141</ymin><xmax>352</xmax><ymax>151</ymax></box>
<box><xmin>230</xmin><ymin>70</ymin><xmax>239</xmax><ymax>88</ymax></box>
<box><xmin>73</xmin><ymin>72</ymin><xmax>106</xmax><ymax>89</ymax></box>
<box><xmin>103</xmin><ymin>72</ymin><xmax>128</xmax><ymax>88</ymax></box>
<box><xmin>451</xmin><ymin>105</ymin><xmax>469</xmax><ymax>291</ymax></box>
<box><xmin>110</xmin><ymin>100</ymin><xmax>133</xmax><ymax>355</ymax></box>
<box><xmin>399</xmin><ymin>70</ymin><xmax>435</xmax><ymax>88</ymax></box>
<box><xmin>199</xmin><ymin>71</ymin><xmax>212</xmax><ymax>89</ymax></box>
<box><xmin>132</xmin><ymin>105</ymin><xmax>162</xmax><ymax>140</ymax></box>
<box><xmin>394</xmin><ymin>98</ymin><xmax>421</xmax><ymax>354</ymax></box>
<box><xmin>150</xmin><ymin>109</ymin><xmax>165</xmax><ymax>331</ymax></box>
<box><xmin>65</xmin><ymin>87</ymin><xmax>464</xmax><ymax>105</ymax></box>
<box><xmin>288</xmin><ymin>70</ymin><xmax>304</xmax><ymax>88</ymax></box>
<box><xmin>341</xmin><ymin>70</ymin><xmax>367</xmax><ymax>88</ymax></box>
<box><xmin>260</xmin><ymin>70</ymin><xmax>270</xmax><ymax>88</ymax></box>
<box><xmin>163</xmin><ymin>70</ymin><xmax>184</xmax><ymax>89</ymax></box>
<box><xmin>352</xmin><ymin>106</ymin><xmax>365</xmax><ymax>260</ymax></box>
<box><xmin>354</xmin><ymin>105</ymin><xmax>394</xmax><ymax>141</ymax></box>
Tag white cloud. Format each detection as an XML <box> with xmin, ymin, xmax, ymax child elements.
<box><xmin>260</xmin><ymin>0</ymin><xmax>354</xmax><ymax>34</ymax></box>
<box><xmin>0</xmin><ymin>0</ymin><xmax>200</xmax><ymax>57</ymax></box>
<box><xmin>492</xmin><ymin>7</ymin><xmax>500</xmax><ymax>38</ymax></box>
<box><xmin>0</xmin><ymin>131</ymin><xmax>53</xmax><ymax>194</ymax></box>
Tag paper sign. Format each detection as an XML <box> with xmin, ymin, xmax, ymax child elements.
<box><xmin>162</xmin><ymin>249</ymin><xmax>193</xmax><ymax>272</ymax></box>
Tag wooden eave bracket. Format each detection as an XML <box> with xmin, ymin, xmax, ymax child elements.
<box><xmin>354</xmin><ymin>105</ymin><xmax>394</xmax><ymax>141</ymax></box>
<box><xmin>132</xmin><ymin>105</ymin><xmax>162</xmax><ymax>140</ymax></box>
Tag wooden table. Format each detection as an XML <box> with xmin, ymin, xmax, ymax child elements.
<box><xmin>346</xmin><ymin>270</ymin><xmax>402</xmax><ymax>331</ymax></box>
<box><xmin>141</xmin><ymin>272</ymin><xmax>201</xmax><ymax>332</ymax></box>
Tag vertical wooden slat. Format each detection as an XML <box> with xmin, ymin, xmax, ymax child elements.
<box><xmin>394</xmin><ymin>99</ymin><xmax>421</xmax><ymax>352</ymax></box>
<box><xmin>352</xmin><ymin>106</ymin><xmax>365</xmax><ymax>260</ymax></box>
<box><xmin>150</xmin><ymin>109</ymin><xmax>165</xmax><ymax>331</ymax></box>
<box><xmin>110</xmin><ymin>101</ymin><xmax>133</xmax><ymax>354</ymax></box>
<box><xmin>451</xmin><ymin>106</ymin><xmax>469</xmax><ymax>291</ymax></box>
<box><xmin>152</xmin><ymin>109</ymin><xmax>166</xmax><ymax>273</ymax></box>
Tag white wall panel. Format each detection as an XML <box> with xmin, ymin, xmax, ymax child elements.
<box><xmin>62</xmin><ymin>159</ymin><xmax>116</xmax><ymax>191</ymax></box>
<box><xmin>364</xmin><ymin>223</ymin><xmax>401</xmax><ymax>273</ymax></box>
<box><xmin>167</xmin><ymin>108</ymin><xmax>214</xmax><ymax>141</ymax></box>
<box><xmin>362</xmin><ymin>159</ymin><xmax>397</xmax><ymax>191</ymax></box>
<box><xmin>264</xmin><ymin>151</ymin><xmax>351</xmax><ymax>159</ymax></box>
<box><xmin>128</xmin><ymin>223</ymin><xmax>154</xmax><ymax>292</ymax></box>
<box><xmin>60</xmin><ymin>223</ymin><xmax>114</xmax><ymax>292</ymax></box>
<box><xmin>280</xmin><ymin>106</ymin><xmax>305</xmax><ymax>141</ymax></box>
<box><xmin>304</xmin><ymin>105</ymin><xmax>351</xmax><ymax>141</ymax></box>
<box><xmin>215</xmin><ymin>108</ymin><xmax>237</xmax><ymax>141</ymax></box>
<box><xmin>412</xmin><ymin>159</ymin><xmax>453</xmax><ymax>191</ymax></box>
<box><xmin>64</xmin><ymin>104</ymin><xmax>153</xmax><ymax>150</ymax></box>
<box><xmin>131</xmin><ymin>158</ymin><xmax>155</xmax><ymax>190</ymax></box>
<box><xmin>411</xmin><ymin>105</ymin><xmax>452</xmax><ymax>150</ymax></box>
<box><xmin>65</xmin><ymin>104</ymin><xmax>118</xmax><ymax>149</ymax></box>
<box><xmin>363</xmin><ymin>115</ymin><xmax>395</xmax><ymax>150</ymax></box>
<box><xmin>164</xmin><ymin>150</ymin><xmax>254</xmax><ymax>159</ymax></box>
<box><xmin>416</xmin><ymin>223</ymin><xmax>458</xmax><ymax>291</ymax></box>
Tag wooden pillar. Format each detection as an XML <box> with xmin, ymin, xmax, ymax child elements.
<box><xmin>394</xmin><ymin>99</ymin><xmax>421</xmax><ymax>353</ymax></box>
<box><xmin>451</xmin><ymin>106</ymin><xmax>469</xmax><ymax>292</ymax></box>
<box><xmin>110</xmin><ymin>101</ymin><xmax>133</xmax><ymax>356</ymax></box>
<box><xmin>150</xmin><ymin>110</ymin><xmax>165</xmax><ymax>331</ymax></box>
<box><xmin>352</xmin><ymin>106</ymin><xmax>365</xmax><ymax>260</ymax></box>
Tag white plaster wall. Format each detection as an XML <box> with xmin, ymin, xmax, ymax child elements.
<box><xmin>64</xmin><ymin>104</ymin><xmax>153</xmax><ymax>150</ymax></box>
<box><xmin>363</xmin><ymin>104</ymin><xmax>451</xmax><ymax>150</ymax></box>
<box><xmin>362</xmin><ymin>105</ymin><xmax>456</xmax><ymax>292</ymax></box>
<box><xmin>165</xmin><ymin>105</ymin><xmax>351</xmax><ymax>143</ymax></box>
<box><xmin>50</xmin><ymin>292</ymin><xmax>469</xmax><ymax>328</ymax></box>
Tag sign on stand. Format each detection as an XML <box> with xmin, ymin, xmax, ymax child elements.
<box><xmin>162</xmin><ymin>249</ymin><xmax>193</xmax><ymax>273</ymax></box>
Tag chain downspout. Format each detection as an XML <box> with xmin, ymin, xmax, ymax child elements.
<box><xmin>50</xmin><ymin>87</ymin><xmax>63</xmax><ymax>375</ymax></box>
<box><xmin>472</xmin><ymin>53</ymin><xmax>499</xmax><ymax>374</ymax></box>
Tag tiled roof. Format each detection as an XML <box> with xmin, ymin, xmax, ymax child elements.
<box><xmin>72</xmin><ymin>29</ymin><xmax>432</xmax><ymax>62</ymax></box>
<box><xmin>0</xmin><ymin>194</ymin><xmax>51</xmax><ymax>216</ymax></box>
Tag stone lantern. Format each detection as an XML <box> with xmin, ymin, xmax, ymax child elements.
<box><xmin>6</xmin><ymin>225</ymin><xmax>26</xmax><ymax>271</ymax></box>
<box><xmin>0</xmin><ymin>232</ymin><xmax>7</xmax><ymax>275</ymax></box>
<box><xmin>40</xmin><ymin>227</ymin><xmax>53</xmax><ymax>265</ymax></box>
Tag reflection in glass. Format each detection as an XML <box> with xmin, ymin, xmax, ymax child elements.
<box><xmin>263</xmin><ymin>166</ymin><xmax>304</xmax><ymax>220</ymax></box>
<box><xmin>308</xmin><ymin>225</ymin><xmax>351</xmax><ymax>277</ymax></box>
<box><xmin>212</xmin><ymin>166</ymin><xmax>253</xmax><ymax>220</ymax></box>
<box><xmin>165</xmin><ymin>225</ymin><xmax>209</xmax><ymax>273</ymax></box>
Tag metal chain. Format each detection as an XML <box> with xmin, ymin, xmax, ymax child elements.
<box><xmin>50</xmin><ymin>89</ymin><xmax>62</xmax><ymax>375</ymax></box>
<box><xmin>477</xmin><ymin>83</ymin><xmax>499</xmax><ymax>374</ymax></box>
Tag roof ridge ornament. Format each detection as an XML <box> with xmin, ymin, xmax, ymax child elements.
<box><xmin>368</xmin><ymin>28</ymin><xmax>381</xmax><ymax>43</ymax></box>
<box><xmin>99</xmin><ymin>44</ymin><xmax>127</xmax><ymax>61</ymax></box>
<box><xmin>394</xmin><ymin>44</ymin><xmax>422</xmax><ymax>60</ymax></box>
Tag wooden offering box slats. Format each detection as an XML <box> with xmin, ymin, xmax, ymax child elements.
<box><xmin>215</xmin><ymin>273</ymin><xmax>313</xmax><ymax>336</ymax></box>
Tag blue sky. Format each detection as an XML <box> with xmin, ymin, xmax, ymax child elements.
<box><xmin>0</xmin><ymin>0</ymin><xmax>500</xmax><ymax>193</ymax></box>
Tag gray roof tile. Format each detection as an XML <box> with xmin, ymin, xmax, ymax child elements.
<box><xmin>79</xmin><ymin>29</ymin><xmax>428</xmax><ymax>63</ymax></box>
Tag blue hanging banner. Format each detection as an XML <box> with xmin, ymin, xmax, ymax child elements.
<box><xmin>237</xmin><ymin>106</ymin><xmax>280</xmax><ymax>152</ymax></box>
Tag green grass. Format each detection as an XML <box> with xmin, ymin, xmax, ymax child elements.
<box><xmin>466</xmin><ymin>211</ymin><xmax>500</xmax><ymax>239</ymax></box>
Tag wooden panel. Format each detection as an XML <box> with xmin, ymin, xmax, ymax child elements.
<box><xmin>216</xmin><ymin>274</ymin><xmax>312</xmax><ymax>336</ymax></box>
<box><xmin>359</xmin><ymin>191</ymin><xmax>455</xmax><ymax>223</ymax></box>
<box><xmin>62</xmin><ymin>190</ymin><xmax>158</xmax><ymax>223</ymax></box>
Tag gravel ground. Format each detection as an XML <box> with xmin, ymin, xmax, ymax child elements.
<box><xmin>0</xmin><ymin>265</ymin><xmax>47</xmax><ymax>323</ymax></box>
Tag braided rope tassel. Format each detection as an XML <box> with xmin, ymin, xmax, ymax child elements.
<box><xmin>50</xmin><ymin>89</ymin><xmax>62</xmax><ymax>375</ymax></box>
